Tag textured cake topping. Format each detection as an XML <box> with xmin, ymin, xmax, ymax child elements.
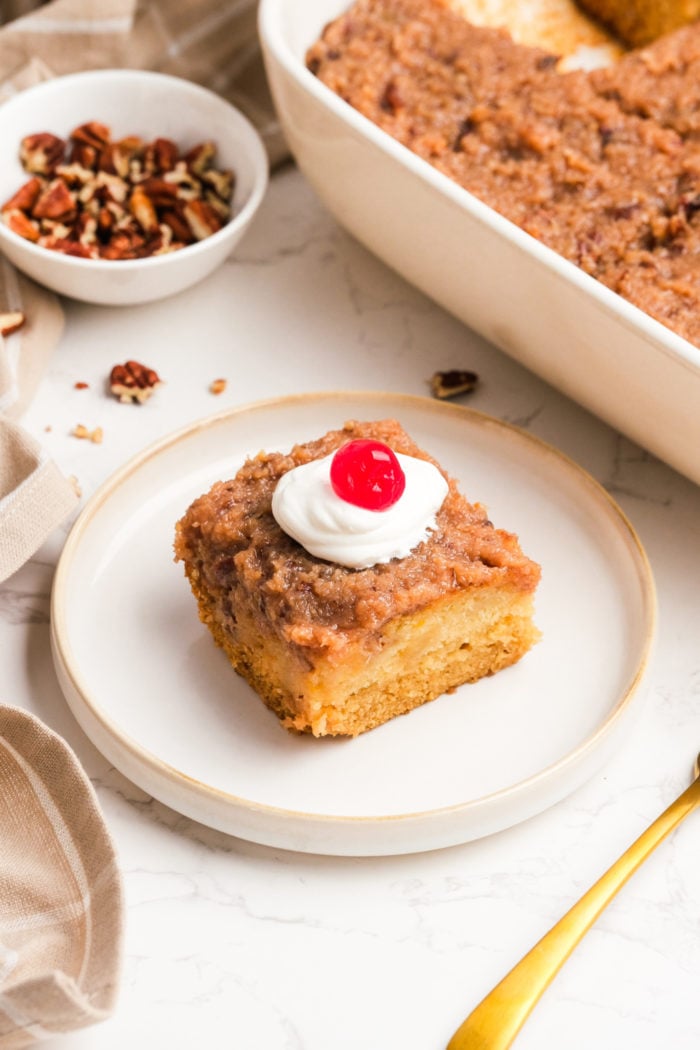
<box><xmin>271</xmin><ymin>446</ymin><xmax>448</xmax><ymax>569</ymax></box>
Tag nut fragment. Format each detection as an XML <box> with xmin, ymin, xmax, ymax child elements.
<box><xmin>2</xmin><ymin>177</ymin><xmax>42</xmax><ymax>214</ymax></box>
<box><xmin>32</xmin><ymin>179</ymin><xmax>77</xmax><ymax>222</ymax></box>
<box><xmin>0</xmin><ymin>310</ymin><xmax>25</xmax><ymax>337</ymax></box>
<box><xmin>5</xmin><ymin>122</ymin><xmax>235</xmax><ymax>260</ymax></box>
<box><xmin>72</xmin><ymin>423</ymin><xmax>103</xmax><ymax>443</ymax></box>
<box><xmin>19</xmin><ymin>133</ymin><xmax>65</xmax><ymax>175</ymax></box>
<box><xmin>430</xmin><ymin>369</ymin><xmax>479</xmax><ymax>399</ymax></box>
<box><xmin>109</xmin><ymin>359</ymin><xmax>162</xmax><ymax>403</ymax></box>
<box><xmin>209</xmin><ymin>378</ymin><xmax>227</xmax><ymax>395</ymax></box>
<box><xmin>2</xmin><ymin>209</ymin><xmax>40</xmax><ymax>242</ymax></box>
<box><xmin>70</xmin><ymin>122</ymin><xmax>111</xmax><ymax>150</ymax></box>
<box><xmin>183</xmin><ymin>199</ymin><xmax>223</xmax><ymax>241</ymax></box>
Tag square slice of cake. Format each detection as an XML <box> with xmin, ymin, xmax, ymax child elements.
<box><xmin>174</xmin><ymin>418</ymin><xmax>541</xmax><ymax>737</ymax></box>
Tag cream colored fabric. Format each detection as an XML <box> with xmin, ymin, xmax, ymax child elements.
<box><xmin>0</xmin><ymin>705</ymin><xmax>124</xmax><ymax>1048</ymax></box>
<box><xmin>0</xmin><ymin>264</ymin><xmax>77</xmax><ymax>584</ymax></box>
<box><xmin>0</xmin><ymin>0</ymin><xmax>287</xmax><ymax>167</ymax></box>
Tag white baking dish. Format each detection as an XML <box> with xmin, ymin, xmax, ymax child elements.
<box><xmin>259</xmin><ymin>0</ymin><xmax>700</xmax><ymax>486</ymax></box>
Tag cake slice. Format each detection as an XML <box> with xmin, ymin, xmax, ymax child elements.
<box><xmin>174</xmin><ymin>418</ymin><xmax>541</xmax><ymax>737</ymax></box>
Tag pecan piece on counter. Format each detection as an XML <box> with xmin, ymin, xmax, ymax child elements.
<box><xmin>430</xmin><ymin>369</ymin><xmax>479</xmax><ymax>399</ymax></box>
<box><xmin>109</xmin><ymin>360</ymin><xmax>163</xmax><ymax>403</ymax></box>
<box><xmin>2</xmin><ymin>209</ymin><xmax>40</xmax><ymax>242</ymax></box>
<box><xmin>0</xmin><ymin>310</ymin><xmax>25</xmax><ymax>337</ymax></box>
<box><xmin>72</xmin><ymin>423</ymin><xmax>103</xmax><ymax>443</ymax></box>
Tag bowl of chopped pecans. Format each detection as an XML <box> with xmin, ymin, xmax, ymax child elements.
<box><xmin>0</xmin><ymin>69</ymin><xmax>269</xmax><ymax>305</ymax></box>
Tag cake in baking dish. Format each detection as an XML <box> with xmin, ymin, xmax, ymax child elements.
<box><xmin>306</xmin><ymin>0</ymin><xmax>700</xmax><ymax>349</ymax></box>
<box><xmin>174</xmin><ymin>418</ymin><xmax>541</xmax><ymax>737</ymax></box>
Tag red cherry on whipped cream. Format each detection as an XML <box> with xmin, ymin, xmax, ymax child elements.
<box><xmin>330</xmin><ymin>439</ymin><xmax>406</xmax><ymax>511</ymax></box>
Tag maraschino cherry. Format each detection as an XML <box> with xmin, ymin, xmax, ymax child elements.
<box><xmin>330</xmin><ymin>439</ymin><xmax>406</xmax><ymax>511</ymax></box>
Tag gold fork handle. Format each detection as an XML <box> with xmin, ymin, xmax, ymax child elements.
<box><xmin>447</xmin><ymin>775</ymin><xmax>700</xmax><ymax>1050</ymax></box>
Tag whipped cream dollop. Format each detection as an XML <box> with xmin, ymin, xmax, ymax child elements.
<box><xmin>271</xmin><ymin>450</ymin><xmax>449</xmax><ymax>569</ymax></box>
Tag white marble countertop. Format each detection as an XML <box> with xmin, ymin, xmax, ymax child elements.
<box><xmin>4</xmin><ymin>163</ymin><xmax>700</xmax><ymax>1049</ymax></box>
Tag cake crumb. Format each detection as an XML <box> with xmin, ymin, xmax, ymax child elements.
<box><xmin>72</xmin><ymin>423</ymin><xmax>103</xmax><ymax>444</ymax></box>
<box><xmin>210</xmin><ymin>378</ymin><xmax>227</xmax><ymax>395</ymax></box>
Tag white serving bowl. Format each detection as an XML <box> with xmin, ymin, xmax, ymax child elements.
<box><xmin>0</xmin><ymin>70</ymin><xmax>268</xmax><ymax>305</ymax></box>
<box><xmin>259</xmin><ymin>0</ymin><xmax>700</xmax><ymax>488</ymax></box>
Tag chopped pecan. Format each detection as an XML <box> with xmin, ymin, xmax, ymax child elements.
<box><xmin>202</xmin><ymin>167</ymin><xmax>234</xmax><ymax>202</ymax></box>
<box><xmin>0</xmin><ymin>310</ymin><xmax>25</xmax><ymax>337</ymax></box>
<box><xmin>109</xmin><ymin>359</ymin><xmax>163</xmax><ymax>403</ymax></box>
<box><xmin>204</xmin><ymin>191</ymin><xmax>231</xmax><ymax>222</ymax></box>
<box><xmin>145</xmin><ymin>137</ymin><xmax>178</xmax><ymax>174</ymax></box>
<box><xmin>430</xmin><ymin>369</ymin><xmax>479</xmax><ymax>399</ymax></box>
<box><xmin>96</xmin><ymin>205</ymin><xmax>116</xmax><ymax>237</ymax></box>
<box><xmin>38</xmin><ymin>219</ymin><xmax>73</xmax><ymax>240</ymax></box>
<box><xmin>69</xmin><ymin>142</ymin><xmax>98</xmax><ymax>170</ymax></box>
<box><xmin>40</xmin><ymin>237</ymin><xmax>95</xmax><ymax>258</ymax></box>
<box><xmin>100</xmin><ymin>228</ymin><xmax>147</xmax><ymax>260</ymax></box>
<box><xmin>2</xmin><ymin>209</ymin><xmax>40</xmax><ymax>242</ymax></box>
<box><xmin>70</xmin><ymin>122</ymin><xmax>111</xmax><ymax>150</ymax></box>
<box><xmin>129</xmin><ymin>186</ymin><xmax>159</xmax><ymax>232</ymax></box>
<box><xmin>109</xmin><ymin>145</ymin><xmax>134</xmax><ymax>180</ymax></box>
<box><xmin>138</xmin><ymin>177</ymin><xmax>179</xmax><ymax>207</ymax></box>
<box><xmin>160</xmin><ymin>206</ymin><xmax>194</xmax><ymax>244</ymax></box>
<box><xmin>163</xmin><ymin>161</ymin><xmax>201</xmax><ymax>200</ymax></box>
<box><xmin>75</xmin><ymin>212</ymin><xmax>98</xmax><ymax>246</ymax></box>
<box><xmin>72</xmin><ymin>423</ymin><xmax>103</xmax><ymax>443</ymax></box>
<box><xmin>32</xmin><ymin>179</ymin><xmax>76</xmax><ymax>222</ymax></box>
<box><xmin>185</xmin><ymin>141</ymin><xmax>216</xmax><ymax>175</ymax></box>
<box><xmin>1</xmin><ymin>176</ymin><xmax>43</xmax><ymax>214</ymax></box>
<box><xmin>96</xmin><ymin>137</ymin><xmax>140</xmax><ymax>178</ymax></box>
<box><xmin>91</xmin><ymin>171</ymin><xmax>129</xmax><ymax>205</ymax></box>
<box><xmin>55</xmin><ymin>163</ymin><xmax>95</xmax><ymax>188</ymax></box>
<box><xmin>184</xmin><ymin>199</ymin><xmax>223</xmax><ymax>240</ymax></box>
<box><xmin>20</xmin><ymin>132</ymin><xmax>65</xmax><ymax>174</ymax></box>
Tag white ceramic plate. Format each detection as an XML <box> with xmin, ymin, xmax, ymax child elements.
<box><xmin>51</xmin><ymin>392</ymin><xmax>655</xmax><ymax>856</ymax></box>
<box><xmin>259</xmin><ymin>0</ymin><xmax>700</xmax><ymax>488</ymax></box>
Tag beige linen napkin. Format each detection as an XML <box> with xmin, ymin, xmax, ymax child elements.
<box><xmin>0</xmin><ymin>0</ymin><xmax>287</xmax><ymax>167</ymax></box>
<box><xmin>0</xmin><ymin>705</ymin><xmax>123</xmax><ymax>1048</ymax></box>
<box><xmin>0</xmin><ymin>261</ymin><xmax>77</xmax><ymax>584</ymax></box>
